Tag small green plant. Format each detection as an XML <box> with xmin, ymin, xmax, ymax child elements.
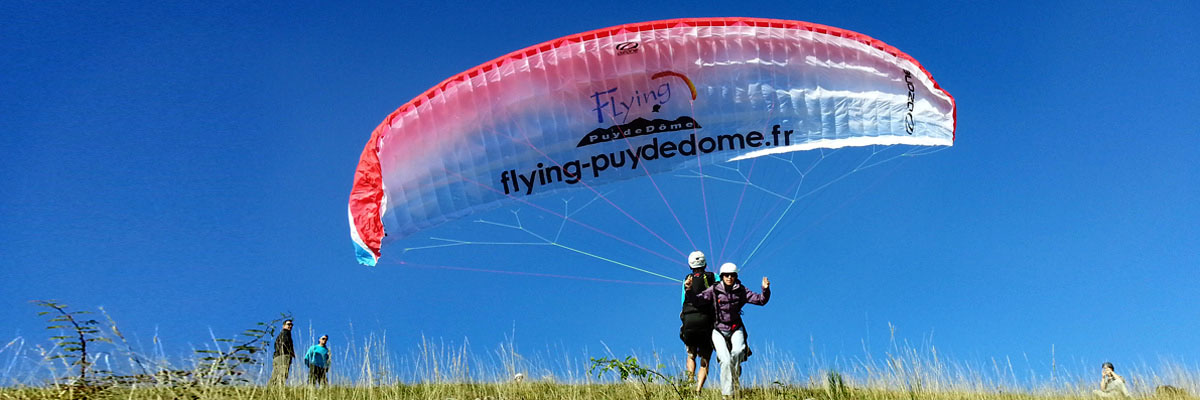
<box><xmin>194</xmin><ymin>313</ymin><xmax>291</xmax><ymax>385</ymax></box>
<box><xmin>826</xmin><ymin>370</ymin><xmax>850</xmax><ymax>400</ymax></box>
<box><xmin>588</xmin><ymin>355</ymin><xmax>686</xmax><ymax>400</ymax></box>
<box><xmin>32</xmin><ymin>300</ymin><xmax>113</xmax><ymax>390</ymax></box>
<box><xmin>31</xmin><ymin>301</ymin><xmax>291</xmax><ymax>392</ymax></box>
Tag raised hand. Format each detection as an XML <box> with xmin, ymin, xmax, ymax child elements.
<box><xmin>762</xmin><ymin>276</ymin><xmax>770</xmax><ymax>289</ymax></box>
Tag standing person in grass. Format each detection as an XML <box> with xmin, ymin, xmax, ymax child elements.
<box><xmin>684</xmin><ymin>263</ymin><xmax>770</xmax><ymax>400</ymax></box>
<box><xmin>1093</xmin><ymin>362</ymin><xmax>1130</xmax><ymax>398</ymax></box>
<box><xmin>680</xmin><ymin>251</ymin><xmax>716</xmax><ymax>394</ymax></box>
<box><xmin>305</xmin><ymin>335</ymin><xmax>331</xmax><ymax>386</ymax></box>
<box><xmin>269</xmin><ymin>319</ymin><xmax>295</xmax><ymax>386</ymax></box>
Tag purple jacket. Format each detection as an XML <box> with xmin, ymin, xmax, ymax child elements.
<box><xmin>688</xmin><ymin>281</ymin><xmax>770</xmax><ymax>331</ymax></box>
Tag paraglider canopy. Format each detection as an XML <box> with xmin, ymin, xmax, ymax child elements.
<box><xmin>349</xmin><ymin>17</ymin><xmax>955</xmax><ymax>268</ymax></box>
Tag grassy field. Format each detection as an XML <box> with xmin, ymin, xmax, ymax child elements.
<box><xmin>3</xmin><ymin>306</ymin><xmax>1196</xmax><ymax>400</ymax></box>
<box><xmin>2</xmin><ymin>381</ymin><xmax>1197</xmax><ymax>400</ymax></box>
<box><xmin>3</xmin><ymin>340</ymin><xmax>1197</xmax><ymax>400</ymax></box>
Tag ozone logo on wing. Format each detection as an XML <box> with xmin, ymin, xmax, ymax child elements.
<box><xmin>615</xmin><ymin>41</ymin><xmax>639</xmax><ymax>56</ymax></box>
<box><xmin>904</xmin><ymin>70</ymin><xmax>916</xmax><ymax>135</ymax></box>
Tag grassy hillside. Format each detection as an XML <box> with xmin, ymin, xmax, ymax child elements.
<box><xmin>3</xmin><ymin>382</ymin><xmax>1196</xmax><ymax>400</ymax></box>
<box><xmin>3</xmin><ymin>303</ymin><xmax>1196</xmax><ymax>399</ymax></box>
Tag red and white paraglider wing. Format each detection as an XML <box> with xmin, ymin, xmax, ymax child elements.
<box><xmin>349</xmin><ymin>18</ymin><xmax>955</xmax><ymax>266</ymax></box>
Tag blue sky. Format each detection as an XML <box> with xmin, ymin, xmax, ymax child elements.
<box><xmin>2</xmin><ymin>0</ymin><xmax>1198</xmax><ymax>383</ymax></box>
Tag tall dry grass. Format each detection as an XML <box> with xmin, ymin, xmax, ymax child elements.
<box><xmin>1</xmin><ymin>320</ymin><xmax>1196</xmax><ymax>399</ymax></box>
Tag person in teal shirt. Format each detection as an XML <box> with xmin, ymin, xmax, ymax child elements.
<box><xmin>304</xmin><ymin>335</ymin><xmax>331</xmax><ymax>386</ymax></box>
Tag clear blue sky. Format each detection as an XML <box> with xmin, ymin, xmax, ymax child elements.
<box><xmin>2</xmin><ymin>0</ymin><xmax>1198</xmax><ymax>383</ymax></box>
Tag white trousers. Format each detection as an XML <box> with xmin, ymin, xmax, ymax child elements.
<box><xmin>711</xmin><ymin>328</ymin><xmax>746</xmax><ymax>395</ymax></box>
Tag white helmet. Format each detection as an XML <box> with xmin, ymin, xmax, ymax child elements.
<box><xmin>688</xmin><ymin>251</ymin><xmax>706</xmax><ymax>268</ymax></box>
<box><xmin>719</xmin><ymin>262</ymin><xmax>738</xmax><ymax>275</ymax></box>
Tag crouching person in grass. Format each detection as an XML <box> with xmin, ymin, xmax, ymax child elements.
<box><xmin>305</xmin><ymin>335</ymin><xmax>331</xmax><ymax>386</ymax></box>
<box><xmin>269</xmin><ymin>319</ymin><xmax>295</xmax><ymax>386</ymax></box>
<box><xmin>684</xmin><ymin>262</ymin><xmax>770</xmax><ymax>399</ymax></box>
<box><xmin>1093</xmin><ymin>362</ymin><xmax>1130</xmax><ymax>398</ymax></box>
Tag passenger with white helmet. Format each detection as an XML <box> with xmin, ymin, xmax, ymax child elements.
<box><xmin>679</xmin><ymin>251</ymin><xmax>716</xmax><ymax>394</ymax></box>
<box><xmin>684</xmin><ymin>262</ymin><xmax>771</xmax><ymax>399</ymax></box>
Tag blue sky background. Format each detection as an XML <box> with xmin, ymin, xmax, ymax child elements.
<box><xmin>2</xmin><ymin>0</ymin><xmax>1198</xmax><ymax>384</ymax></box>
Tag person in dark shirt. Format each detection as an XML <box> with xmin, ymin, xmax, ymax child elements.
<box><xmin>269</xmin><ymin>319</ymin><xmax>295</xmax><ymax>386</ymax></box>
<box><xmin>680</xmin><ymin>251</ymin><xmax>716</xmax><ymax>394</ymax></box>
